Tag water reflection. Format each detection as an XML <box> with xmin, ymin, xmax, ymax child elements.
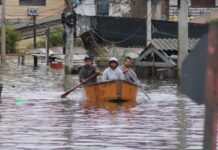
<box><xmin>82</xmin><ymin>99</ymin><xmax>137</xmax><ymax>114</ymax></box>
<box><xmin>0</xmin><ymin>62</ymin><xmax>205</xmax><ymax>150</ymax></box>
<box><xmin>64</xmin><ymin>74</ymin><xmax>78</xmax><ymax>91</ymax></box>
<box><xmin>176</xmin><ymin>96</ymin><xmax>188</xmax><ymax>150</ymax></box>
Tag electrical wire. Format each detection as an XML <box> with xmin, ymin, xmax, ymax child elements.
<box><xmin>6</xmin><ymin>11</ymin><xmax>63</xmax><ymax>26</ymax></box>
<box><xmin>89</xmin><ymin>11</ymin><xmax>154</xmax><ymax>45</ymax></box>
<box><xmin>151</xmin><ymin>24</ymin><xmax>178</xmax><ymax>37</ymax></box>
<box><xmin>71</xmin><ymin>1</ymin><xmax>179</xmax><ymax>49</ymax></box>
<box><xmin>91</xmin><ymin>27</ymin><xmax>144</xmax><ymax>45</ymax></box>
<box><xmin>75</xmin><ymin>5</ymin><xmax>110</xmax><ymax>54</ymax></box>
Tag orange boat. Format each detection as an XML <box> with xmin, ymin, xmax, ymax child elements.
<box><xmin>81</xmin><ymin>80</ymin><xmax>138</xmax><ymax>112</ymax></box>
<box><xmin>82</xmin><ymin>80</ymin><xmax>138</xmax><ymax>102</ymax></box>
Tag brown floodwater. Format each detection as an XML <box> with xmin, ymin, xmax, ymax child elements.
<box><xmin>0</xmin><ymin>62</ymin><xmax>205</xmax><ymax>150</ymax></box>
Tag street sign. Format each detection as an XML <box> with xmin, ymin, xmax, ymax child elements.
<box><xmin>27</xmin><ymin>8</ymin><xmax>38</xmax><ymax>16</ymax></box>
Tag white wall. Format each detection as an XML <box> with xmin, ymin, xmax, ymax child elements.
<box><xmin>75</xmin><ymin>0</ymin><xmax>96</xmax><ymax>16</ymax></box>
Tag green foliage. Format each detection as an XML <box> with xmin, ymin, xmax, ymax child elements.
<box><xmin>37</xmin><ymin>37</ymin><xmax>46</xmax><ymax>48</ymax></box>
<box><xmin>49</xmin><ymin>26</ymin><xmax>64</xmax><ymax>47</ymax></box>
<box><xmin>25</xmin><ymin>26</ymin><xmax>64</xmax><ymax>49</ymax></box>
<box><xmin>0</xmin><ymin>26</ymin><xmax>20</xmax><ymax>54</ymax></box>
<box><xmin>26</xmin><ymin>37</ymin><xmax>46</xmax><ymax>49</ymax></box>
<box><xmin>26</xmin><ymin>42</ymin><xmax>34</xmax><ymax>49</ymax></box>
<box><xmin>208</xmin><ymin>19</ymin><xmax>218</xmax><ymax>25</ymax></box>
<box><xmin>74</xmin><ymin>38</ymin><xmax>84</xmax><ymax>47</ymax></box>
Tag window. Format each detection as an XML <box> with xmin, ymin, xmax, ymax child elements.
<box><xmin>191</xmin><ymin>0</ymin><xmax>215</xmax><ymax>7</ymax></box>
<box><xmin>19</xmin><ymin>0</ymin><xmax>46</xmax><ymax>6</ymax></box>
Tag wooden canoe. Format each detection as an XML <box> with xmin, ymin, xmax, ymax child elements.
<box><xmin>82</xmin><ymin>80</ymin><xmax>138</xmax><ymax>102</ymax></box>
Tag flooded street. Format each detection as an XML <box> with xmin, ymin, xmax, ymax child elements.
<box><xmin>0</xmin><ymin>62</ymin><xmax>205</xmax><ymax>150</ymax></box>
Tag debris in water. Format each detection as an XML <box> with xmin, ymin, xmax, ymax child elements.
<box><xmin>15</xmin><ymin>98</ymin><xmax>26</xmax><ymax>105</ymax></box>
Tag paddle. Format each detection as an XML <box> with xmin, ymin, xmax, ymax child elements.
<box><xmin>61</xmin><ymin>72</ymin><xmax>99</xmax><ymax>98</ymax></box>
<box><xmin>127</xmin><ymin>70</ymin><xmax>151</xmax><ymax>101</ymax></box>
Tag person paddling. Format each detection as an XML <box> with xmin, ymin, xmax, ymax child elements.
<box><xmin>61</xmin><ymin>55</ymin><xmax>100</xmax><ymax>98</ymax></box>
<box><xmin>120</xmin><ymin>56</ymin><xmax>141</xmax><ymax>86</ymax></box>
<box><xmin>102</xmin><ymin>57</ymin><xmax>124</xmax><ymax>81</ymax></box>
<box><xmin>79</xmin><ymin>55</ymin><xmax>100</xmax><ymax>84</ymax></box>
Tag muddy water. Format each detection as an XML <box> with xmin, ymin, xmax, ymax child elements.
<box><xmin>0</xmin><ymin>62</ymin><xmax>205</xmax><ymax>150</ymax></box>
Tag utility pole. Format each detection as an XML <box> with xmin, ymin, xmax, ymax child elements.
<box><xmin>27</xmin><ymin>8</ymin><xmax>38</xmax><ymax>49</ymax></box>
<box><xmin>178</xmin><ymin>0</ymin><xmax>189</xmax><ymax>79</ymax></box>
<box><xmin>146</xmin><ymin>0</ymin><xmax>152</xmax><ymax>46</ymax></box>
<box><xmin>64</xmin><ymin>0</ymin><xmax>77</xmax><ymax>74</ymax></box>
<box><xmin>1</xmin><ymin>0</ymin><xmax>6</xmax><ymax>63</ymax></box>
<box><xmin>33</xmin><ymin>15</ymin><xmax>37</xmax><ymax>48</ymax></box>
<box><xmin>46</xmin><ymin>26</ymin><xmax>50</xmax><ymax>66</ymax></box>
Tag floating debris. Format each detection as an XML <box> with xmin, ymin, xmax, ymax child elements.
<box><xmin>15</xmin><ymin>98</ymin><xmax>26</xmax><ymax>105</ymax></box>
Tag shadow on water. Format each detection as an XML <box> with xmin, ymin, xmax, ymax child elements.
<box><xmin>0</xmin><ymin>62</ymin><xmax>205</xmax><ymax>150</ymax></box>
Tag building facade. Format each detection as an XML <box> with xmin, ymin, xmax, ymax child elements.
<box><xmin>0</xmin><ymin>0</ymin><xmax>66</xmax><ymax>21</ymax></box>
<box><xmin>169</xmin><ymin>0</ymin><xmax>218</xmax><ymax>21</ymax></box>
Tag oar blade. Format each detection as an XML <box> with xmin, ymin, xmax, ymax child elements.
<box><xmin>61</xmin><ymin>93</ymin><xmax>68</xmax><ymax>98</ymax></box>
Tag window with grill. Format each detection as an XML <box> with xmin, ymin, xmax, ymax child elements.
<box><xmin>19</xmin><ymin>0</ymin><xmax>46</xmax><ymax>6</ymax></box>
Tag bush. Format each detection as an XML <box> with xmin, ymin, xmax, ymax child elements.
<box><xmin>49</xmin><ymin>26</ymin><xmax>64</xmax><ymax>47</ymax></box>
<box><xmin>37</xmin><ymin>37</ymin><xmax>46</xmax><ymax>48</ymax></box>
<box><xmin>0</xmin><ymin>26</ymin><xmax>20</xmax><ymax>54</ymax></box>
<box><xmin>25</xmin><ymin>26</ymin><xmax>64</xmax><ymax>49</ymax></box>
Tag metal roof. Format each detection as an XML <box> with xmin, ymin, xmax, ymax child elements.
<box><xmin>29</xmin><ymin>48</ymin><xmax>55</xmax><ymax>56</ymax></box>
<box><xmin>151</xmin><ymin>38</ymin><xmax>200</xmax><ymax>51</ymax></box>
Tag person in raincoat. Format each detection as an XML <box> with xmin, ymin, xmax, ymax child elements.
<box><xmin>102</xmin><ymin>57</ymin><xmax>124</xmax><ymax>81</ymax></box>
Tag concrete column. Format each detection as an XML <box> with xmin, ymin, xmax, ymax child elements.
<box><xmin>178</xmin><ymin>0</ymin><xmax>189</xmax><ymax>79</ymax></box>
<box><xmin>153</xmin><ymin>0</ymin><xmax>162</xmax><ymax>20</ymax></box>
<box><xmin>46</xmin><ymin>26</ymin><xmax>50</xmax><ymax>66</ymax></box>
<box><xmin>33</xmin><ymin>56</ymin><xmax>38</xmax><ymax>69</ymax></box>
<box><xmin>65</xmin><ymin>12</ymin><xmax>75</xmax><ymax>74</ymax></box>
<box><xmin>1</xmin><ymin>0</ymin><xmax>6</xmax><ymax>63</ymax></box>
<box><xmin>18</xmin><ymin>53</ymin><xmax>21</xmax><ymax>65</ymax></box>
<box><xmin>21</xmin><ymin>53</ymin><xmax>25</xmax><ymax>65</ymax></box>
<box><xmin>0</xmin><ymin>83</ymin><xmax>3</xmax><ymax>103</ymax></box>
<box><xmin>33</xmin><ymin>16</ymin><xmax>37</xmax><ymax>48</ymax></box>
<box><xmin>147</xmin><ymin>0</ymin><xmax>152</xmax><ymax>46</ymax></box>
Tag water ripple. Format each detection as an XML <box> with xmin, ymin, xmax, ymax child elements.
<box><xmin>0</xmin><ymin>63</ymin><xmax>204</xmax><ymax>150</ymax></box>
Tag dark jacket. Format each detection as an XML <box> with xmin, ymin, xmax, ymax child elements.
<box><xmin>79</xmin><ymin>65</ymin><xmax>97</xmax><ymax>83</ymax></box>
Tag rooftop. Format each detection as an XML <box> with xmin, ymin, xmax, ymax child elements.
<box><xmin>151</xmin><ymin>38</ymin><xmax>200</xmax><ymax>51</ymax></box>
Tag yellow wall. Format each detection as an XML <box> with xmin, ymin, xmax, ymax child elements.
<box><xmin>1</xmin><ymin>0</ymin><xmax>66</xmax><ymax>19</ymax></box>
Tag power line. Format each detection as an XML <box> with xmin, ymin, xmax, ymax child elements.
<box><xmin>76</xmin><ymin>5</ymin><xmax>108</xmax><ymax>53</ymax></box>
<box><xmin>5</xmin><ymin>5</ymin><xmax>65</xmax><ymax>17</ymax></box>
<box><xmin>73</xmin><ymin>1</ymin><xmax>177</xmax><ymax>46</ymax></box>
<box><xmin>88</xmin><ymin>10</ymin><xmax>154</xmax><ymax>45</ymax></box>
<box><xmin>151</xmin><ymin>24</ymin><xmax>178</xmax><ymax>37</ymax></box>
